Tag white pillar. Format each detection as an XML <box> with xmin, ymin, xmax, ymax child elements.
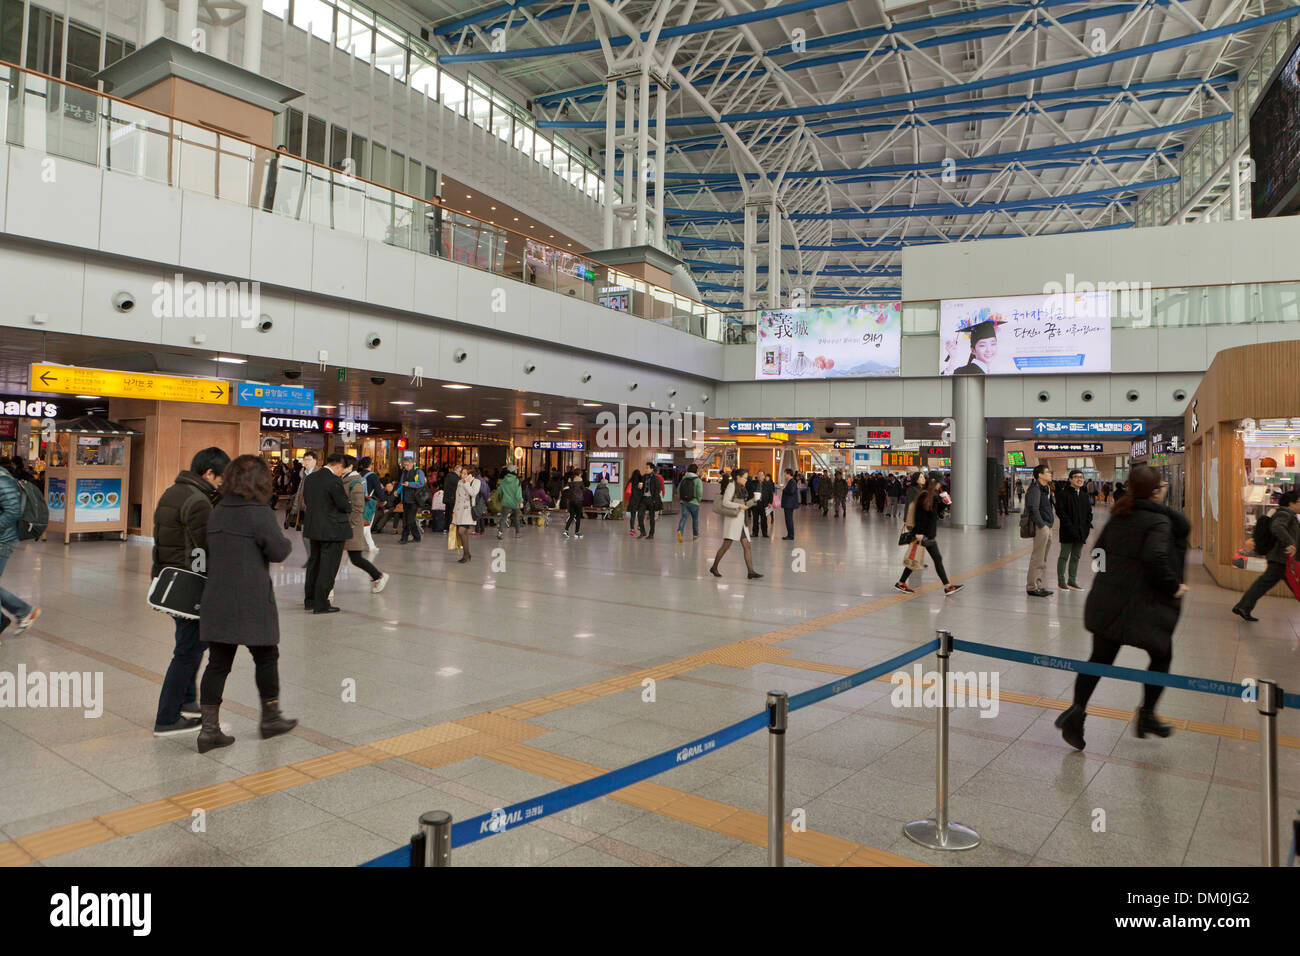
<box><xmin>635</xmin><ymin>67</ymin><xmax>650</xmax><ymax>245</ymax></box>
<box><xmin>143</xmin><ymin>0</ymin><xmax>166</xmax><ymax>45</ymax></box>
<box><xmin>951</xmin><ymin>375</ymin><xmax>986</xmax><ymax>530</ymax></box>
<box><xmin>767</xmin><ymin>199</ymin><xmax>780</xmax><ymax>307</ymax></box>
<box><xmin>176</xmin><ymin>0</ymin><xmax>199</xmax><ymax>48</ymax></box>
<box><xmin>742</xmin><ymin>203</ymin><xmax>759</xmax><ymax>311</ymax></box>
<box><xmin>653</xmin><ymin>78</ymin><xmax>666</xmax><ymax>250</ymax></box>
<box><xmin>602</xmin><ymin>78</ymin><xmax>617</xmax><ymax>249</ymax></box>
<box><xmin>209</xmin><ymin>23</ymin><xmax>229</xmax><ymax>59</ymax></box>
<box><xmin>242</xmin><ymin>0</ymin><xmax>264</xmax><ymax>74</ymax></box>
<box><xmin>620</xmin><ymin>87</ymin><xmax>634</xmax><ymax>246</ymax></box>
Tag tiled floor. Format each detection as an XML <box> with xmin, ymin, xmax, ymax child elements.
<box><xmin>0</xmin><ymin>502</ymin><xmax>1295</xmax><ymax>866</ymax></box>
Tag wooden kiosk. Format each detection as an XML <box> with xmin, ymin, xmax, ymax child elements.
<box><xmin>44</xmin><ymin>416</ymin><xmax>138</xmax><ymax>543</ymax></box>
<box><xmin>1185</xmin><ymin>340</ymin><xmax>1300</xmax><ymax>596</ymax></box>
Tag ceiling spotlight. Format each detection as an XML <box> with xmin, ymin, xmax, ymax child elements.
<box><xmin>443</xmin><ymin>383</ymin><xmax>472</xmax><ymax>389</ymax></box>
<box><xmin>215</xmin><ymin>356</ymin><xmax>246</xmax><ymax>364</ymax></box>
<box><xmin>522</xmin><ymin>412</ymin><xmax>541</xmax><ymax>417</ymax></box>
<box><xmin>446</xmin><ymin>414</ymin><xmax>465</xmax><ymax>419</ymax></box>
<box><xmin>390</xmin><ymin>401</ymin><xmax>413</xmax><ymax>405</ymax></box>
<box><xmin>416</xmin><ymin>408</ymin><xmax>436</xmax><ymax>412</ymax></box>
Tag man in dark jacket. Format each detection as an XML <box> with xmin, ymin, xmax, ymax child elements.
<box><xmin>150</xmin><ymin>447</ymin><xmax>229</xmax><ymax>735</ymax></box>
<box><xmin>0</xmin><ymin>465</ymin><xmax>42</xmax><ymax>645</ymax></box>
<box><xmin>302</xmin><ymin>453</ymin><xmax>351</xmax><ymax>614</ymax></box>
<box><xmin>780</xmin><ymin>468</ymin><xmax>799</xmax><ymax>540</ymax></box>
<box><xmin>1233</xmin><ymin>490</ymin><xmax>1300</xmax><ymax>622</ymax></box>
<box><xmin>1025</xmin><ymin>464</ymin><xmax>1056</xmax><ymax>597</ymax></box>
<box><xmin>1054</xmin><ymin>469</ymin><xmax>1093</xmax><ymax>590</ymax></box>
<box><xmin>747</xmin><ymin>471</ymin><xmax>771</xmax><ymax>538</ymax></box>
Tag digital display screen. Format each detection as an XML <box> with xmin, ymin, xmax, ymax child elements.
<box><xmin>941</xmin><ymin>293</ymin><xmax>1111</xmax><ymax>375</ymax></box>
<box><xmin>1007</xmin><ymin>450</ymin><xmax>1027</xmax><ymax>466</ymax></box>
<box><xmin>589</xmin><ymin>461</ymin><xmax>620</xmax><ymax>484</ymax></box>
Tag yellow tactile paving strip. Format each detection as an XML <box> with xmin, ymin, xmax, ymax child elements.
<box><xmin>6</xmin><ymin>541</ymin><xmax>1291</xmax><ymax>866</ymax></box>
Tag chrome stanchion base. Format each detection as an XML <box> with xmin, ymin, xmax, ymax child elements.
<box><xmin>902</xmin><ymin>819</ymin><xmax>981</xmax><ymax>851</ymax></box>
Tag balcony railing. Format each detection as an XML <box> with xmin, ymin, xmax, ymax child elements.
<box><xmin>0</xmin><ymin>63</ymin><xmax>760</xmax><ymax>344</ymax></box>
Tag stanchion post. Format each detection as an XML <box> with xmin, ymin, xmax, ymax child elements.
<box><xmin>1257</xmin><ymin>680</ymin><xmax>1279</xmax><ymax>867</ymax></box>
<box><xmin>408</xmin><ymin>831</ymin><xmax>426</xmax><ymax>867</ymax></box>
<box><xmin>903</xmin><ymin>629</ymin><xmax>980</xmax><ymax>851</ymax></box>
<box><xmin>420</xmin><ymin>810</ymin><xmax>452</xmax><ymax>867</ymax></box>
<box><xmin>767</xmin><ymin>690</ymin><xmax>788</xmax><ymax>867</ymax></box>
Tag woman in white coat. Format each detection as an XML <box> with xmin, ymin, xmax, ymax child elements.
<box><xmin>451</xmin><ymin>465</ymin><xmax>482</xmax><ymax>563</ymax></box>
<box><xmin>709</xmin><ymin>467</ymin><xmax>762</xmax><ymax>580</ymax></box>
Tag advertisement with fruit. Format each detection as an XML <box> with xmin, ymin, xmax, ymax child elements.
<box><xmin>755</xmin><ymin>303</ymin><xmax>902</xmax><ymax>379</ymax></box>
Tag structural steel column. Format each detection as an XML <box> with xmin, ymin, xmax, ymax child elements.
<box><xmin>767</xmin><ymin>199</ymin><xmax>780</xmax><ymax>307</ymax></box>
<box><xmin>951</xmin><ymin>375</ymin><xmax>986</xmax><ymax>530</ymax></box>
<box><xmin>635</xmin><ymin>68</ymin><xmax>650</xmax><ymax>245</ymax></box>
<box><xmin>177</xmin><ymin>0</ymin><xmax>199</xmax><ymax>46</ymax></box>
<box><xmin>603</xmin><ymin>78</ymin><xmax>617</xmax><ymax>249</ymax></box>
<box><xmin>742</xmin><ymin>204</ymin><xmax>759</xmax><ymax>311</ymax></box>
<box><xmin>653</xmin><ymin>80</ymin><xmax>666</xmax><ymax>249</ymax></box>
<box><xmin>242</xmin><ymin>0</ymin><xmax>263</xmax><ymax>74</ymax></box>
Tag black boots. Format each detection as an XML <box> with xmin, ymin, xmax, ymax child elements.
<box><xmin>1055</xmin><ymin>704</ymin><xmax>1086</xmax><ymax>751</ymax></box>
<box><xmin>1135</xmin><ymin>707</ymin><xmax>1172</xmax><ymax>739</ymax></box>
<box><xmin>197</xmin><ymin>703</ymin><xmax>235</xmax><ymax>753</ymax></box>
<box><xmin>260</xmin><ymin>698</ymin><xmax>298</xmax><ymax>739</ymax></box>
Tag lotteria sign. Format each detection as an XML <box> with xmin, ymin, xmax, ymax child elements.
<box><xmin>259</xmin><ymin>414</ymin><xmax>398</xmax><ymax>435</ymax></box>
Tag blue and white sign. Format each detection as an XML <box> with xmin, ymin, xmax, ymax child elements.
<box><xmin>1033</xmin><ymin>420</ymin><xmax>1144</xmax><ymax>437</ymax></box>
<box><xmin>236</xmin><ymin>382</ymin><xmax>315</xmax><ymax>412</ymax></box>
<box><xmin>1034</xmin><ymin>442</ymin><xmax>1104</xmax><ymax>453</ymax></box>
<box><xmin>728</xmin><ymin>420</ymin><xmax>814</xmax><ymax>434</ymax></box>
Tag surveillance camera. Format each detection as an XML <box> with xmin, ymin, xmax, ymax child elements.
<box><xmin>112</xmin><ymin>291</ymin><xmax>135</xmax><ymax>313</ymax></box>
<box><xmin>701</xmin><ymin>395</ymin><xmax>710</xmax><ymax>404</ymax></box>
<box><xmin>453</xmin><ymin>349</ymin><xmax>468</xmax><ymax>363</ymax></box>
<box><xmin>628</xmin><ymin>381</ymin><xmax>638</xmax><ymax>391</ymax></box>
<box><xmin>283</xmin><ymin>369</ymin><xmax>301</xmax><ymax>380</ymax></box>
<box><xmin>1037</xmin><ymin>390</ymin><xmax>1051</xmax><ymax>403</ymax></box>
<box><xmin>1173</xmin><ymin>389</ymin><xmax>1187</xmax><ymax>402</ymax></box>
<box><xmin>1126</xmin><ymin>389</ymin><xmax>1140</xmax><ymax>402</ymax></box>
<box><xmin>365</xmin><ymin>333</ymin><xmax>381</xmax><ymax>349</ymax></box>
<box><xmin>824</xmin><ymin>424</ymin><xmax>835</xmax><ymax>435</ymax></box>
<box><xmin>257</xmin><ymin>316</ymin><xmax>274</xmax><ymax>333</ymax></box>
<box><xmin>1081</xmin><ymin>390</ymin><xmax>1094</xmax><ymax>402</ymax></box>
<box><xmin>667</xmin><ymin>388</ymin><xmax>677</xmax><ymax>397</ymax></box>
<box><xmin>523</xmin><ymin>362</ymin><xmax>536</xmax><ymax>374</ymax></box>
<box><xmin>370</xmin><ymin>375</ymin><xmax>386</xmax><ymax>386</ymax></box>
<box><xmin>581</xmin><ymin>372</ymin><xmax>592</xmax><ymax>383</ymax></box>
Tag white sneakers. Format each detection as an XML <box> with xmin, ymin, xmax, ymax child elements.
<box><xmin>372</xmin><ymin>573</ymin><xmax>390</xmax><ymax>594</ymax></box>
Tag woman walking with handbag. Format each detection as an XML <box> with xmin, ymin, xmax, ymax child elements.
<box><xmin>895</xmin><ymin>477</ymin><xmax>964</xmax><ymax>596</ymax></box>
<box><xmin>708</xmin><ymin>467</ymin><xmax>762</xmax><ymax>579</ymax></box>
<box><xmin>195</xmin><ymin>455</ymin><xmax>297</xmax><ymax>753</ymax></box>
<box><xmin>451</xmin><ymin>465</ymin><xmax>482</xmax><ymax>563</ymax></box>
<box><xmin>342</xmin><ymin>456</ymin><xmax>389</xmax><ymax>594</ymax></box>
<box><xmin>1055</xmin><ymin>465</ymin><xmax>1189</xmax><ymax>750</ymax></box>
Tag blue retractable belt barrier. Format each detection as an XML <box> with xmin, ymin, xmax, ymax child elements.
<box><xmin>787</xmin><ymin>639</ymin><xmax>939</xmax><ymax>712</ymax></box>
<box><xmin>359</xmin><ymin>638</ymin><xmax>942</xmax><ymax>865</ymax></box>
<box><xmin>950</xmin><ymin>638</ymin><xmax>1297</xmax><ymax>709</ymax></box>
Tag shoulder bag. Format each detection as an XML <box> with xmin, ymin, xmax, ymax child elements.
<box><xmin>147</xmin><ymin>494</ymin><xmax>206</xmax><ymax>619</ymax></box>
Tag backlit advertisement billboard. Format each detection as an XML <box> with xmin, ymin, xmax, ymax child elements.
<box><xmin>940</xmin><ymin>292</ymin><xmax>1111</xmax><ymax>375</ymax></box>
<box><xmin>756</xmin><ymin>303</ymin><xmax>901</xmax><ymax>379</ymax></box>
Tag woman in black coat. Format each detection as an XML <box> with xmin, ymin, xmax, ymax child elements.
<box><xmin>196</xmin><ymin>455</ymin><xmax>297</xmax><ymax>753</ymax></box>
<box><xmin>895</xmin><ymin>477</ymin><xmax>964</xmax><ymax>596</ymax></box>
<box><xmin>1056</xmin><ymin>465</ymin><xmax>1189</xmax><ymax>751</ymax></box>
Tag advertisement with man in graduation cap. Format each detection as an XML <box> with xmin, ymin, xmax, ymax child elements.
<box><xmin>939</xmin><ymin>292</ymin><xmax>1111</xmax><ymax>375</ymax></box>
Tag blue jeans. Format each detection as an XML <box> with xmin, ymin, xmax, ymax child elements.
<box><xmin>0</xmin><ymin>542</ymin><xmax>33</xmax><ymax>620</ymax></box>
<box><xmin>677</xmin><ymin>502</ymin><xmax>700</xmax><ymax>536</ymax></box>
<box><xmin>155</xmin><ymin>616</ymin><xmax>205</xmax><ymax>726</ymax></box>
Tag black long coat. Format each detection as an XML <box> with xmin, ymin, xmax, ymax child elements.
<box><xmin>302</xmin><ymin>467</ymin><xmax>351</xmax><ymax>542</ymax></box>
<box><xmin>1054</xmin><ymin>484</ymin><xmax>1093</xmax><ymax>544</ymax></box>
<box><xmin>1084</xmin><ymin>499</ymin><xmax>1189</xmax><ymax>656</ymax></box>
<box><xmin>200</xmin><ymin>495</ymin><xmax>292</xmax><ymax>647</ymax></box>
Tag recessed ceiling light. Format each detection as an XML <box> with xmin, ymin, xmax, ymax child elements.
<box><xmin>484</xmin><ymin>418</ymin><xmax>502</xmax><ymax>423</ymax></box>
<box><xmin>928</xmin><ymin>421</ymin><xmax>946</xmax><ymax>426</ymax></box>
<box><xmin>416</xmin><ymin>408</ymin><xmax>436</xmax><ymax>412</ymax></box>
<box><xmin>1014</xmin><ymin>427</ymin><xmax>1031</xmax><ymax>432</ymax></box>
<box><xmin>513</xmin><ymin>217</ymin><xmax>519</xmax><ymax>221</ymax></box>
<box><xmin>567</xmin><ymin>243</ymin><xmax>572</xmax><ymax>246</ymax></box>
<box><xmin>522</xmin><ymin>412</ymin><xmax>541</xmax><ymax>417</ymax></box>
<box><xmin>481</xmin><ymin>422</ymin><xmax>497</xmax><ymax>426</ymax></box>
<box><xmin>834</xmin><ymin>421</ymin><xmax>852</xmax><ymax>426</ymax></box>
<box><xmin>316</xmin><ymin>405</ymin><xmax>335</xmax><ymax>409</ymax></box>
<box><xmin>446</xmin><ymin>414</ymin><xmax>465</xmax><ymax>419</ymax></box>
<box><xmin>75</xmin><ymin>395</ymin><xmax>101</xmax><ymax>399</ymax></box>
<box><xmin>442</xmin><ymin>384</ymin><xmax>471</xmax><ymax>389</ymax></box>
<box><xmin>546</xmin><ymin>429</ymin><xmax>559</xmax><ymax>433</ymax></box>
<box><xmin>390</xmin><ymin>400</ymin><xmax>413</xmax><ymax>405</ymax></box>
<box><xmin>557</xmin><ymin>422</ymin><xmax>573</xmax><ymax>426</ymax></box>
<box><xmin>214</xmin><ymin>356</ymin><xmax>246</xmax><ymax>364</ymax></box>
<box><xmin>548</xmin><ymin>234</ymin><xmax>554</xmax><ymax>238</ymax></box>
<box><xmin>490</xmin><ymin>205</ymin><xmax>496</xmax><ymax>210</ymax></box>
<box><xmin>581</xmin><ymin>402</ymin><xmax>601</xmax><ymax>407</ymax></box>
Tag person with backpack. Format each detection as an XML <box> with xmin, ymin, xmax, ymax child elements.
<box><xmin>0</xmin><ymin>462</ymin><xmax>44</xmax><ymax>643</ymax></box>
<box><xmin>497</xmin><ymin>465</ymin><xmax>524</xmax><ymax>539</ymax></box>
<box><xmin>1233</xmin><ymin>490</ymin><xmax>1300</xmax><ymax>622</ymax></box>
<box><xmin>676</xmin><ymin>464</ymin><xmax>704</xmax><ymax>541</ymax></box>
<box><xmin>150</xmin><ymin>446</ymin><xmax>229</xmax><ymax>736</ymax></box>
<box><xmin>357</xmin><ymin>456</ymin><xmax>381</xmax><ymax>557</ymax></box>
<box><xmin>398</xmin><ymin>454</ymin><xmax>427</xmax><ymax>544</ymax></box>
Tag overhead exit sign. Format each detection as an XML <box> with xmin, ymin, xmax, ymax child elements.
<box><xmin>31</xmin><ymin>364</ymin><xmax>229</xmax><ymax>405</ymax></box>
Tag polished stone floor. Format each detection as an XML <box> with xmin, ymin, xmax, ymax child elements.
<box><xmin>0</xmin><ymin>500</ymin><xmax>1295</xmax><ymax>867</ymax></box>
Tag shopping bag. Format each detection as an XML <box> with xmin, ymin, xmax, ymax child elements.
<box><xmin>1286</xmin><ymin>555</ymin><xmax>1300</xmax><ymax>602</ymax></box>
<box><xmin>447</xmin><ymin>524</ymin><xmax>459</xmax><ymax>550</ymax></box>
<box><xmin>903</xmin><ymin>540</ymin><xmax>927</xmax><ymax>571</ymax></box>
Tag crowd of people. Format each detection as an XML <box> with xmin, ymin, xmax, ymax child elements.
<box><xmin>1</xmin><ymin>446</ymin><xmax>1296</xmax><ymax>759</ymax></box>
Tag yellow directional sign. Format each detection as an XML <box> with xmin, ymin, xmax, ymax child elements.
<box><xmin>30</xmin><ymin>364</ymin><xmax>230</xmax><ymax>405</ymax></box>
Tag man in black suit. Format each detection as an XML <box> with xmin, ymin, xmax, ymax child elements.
<box><xmin>780</xmin><ymin>468</ymin><xmax>799</xmax><ymax>539</ymax></box>
<box><xmin>302</xmin><ymin>453</ymin><xmax>351</xmax><ymax>614</ymax></box>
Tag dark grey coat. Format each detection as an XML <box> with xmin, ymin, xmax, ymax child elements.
<box><xmin>200</xmin><ymin>494</ymin><xmax>292</xmax><ymax>647</ymax></box>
